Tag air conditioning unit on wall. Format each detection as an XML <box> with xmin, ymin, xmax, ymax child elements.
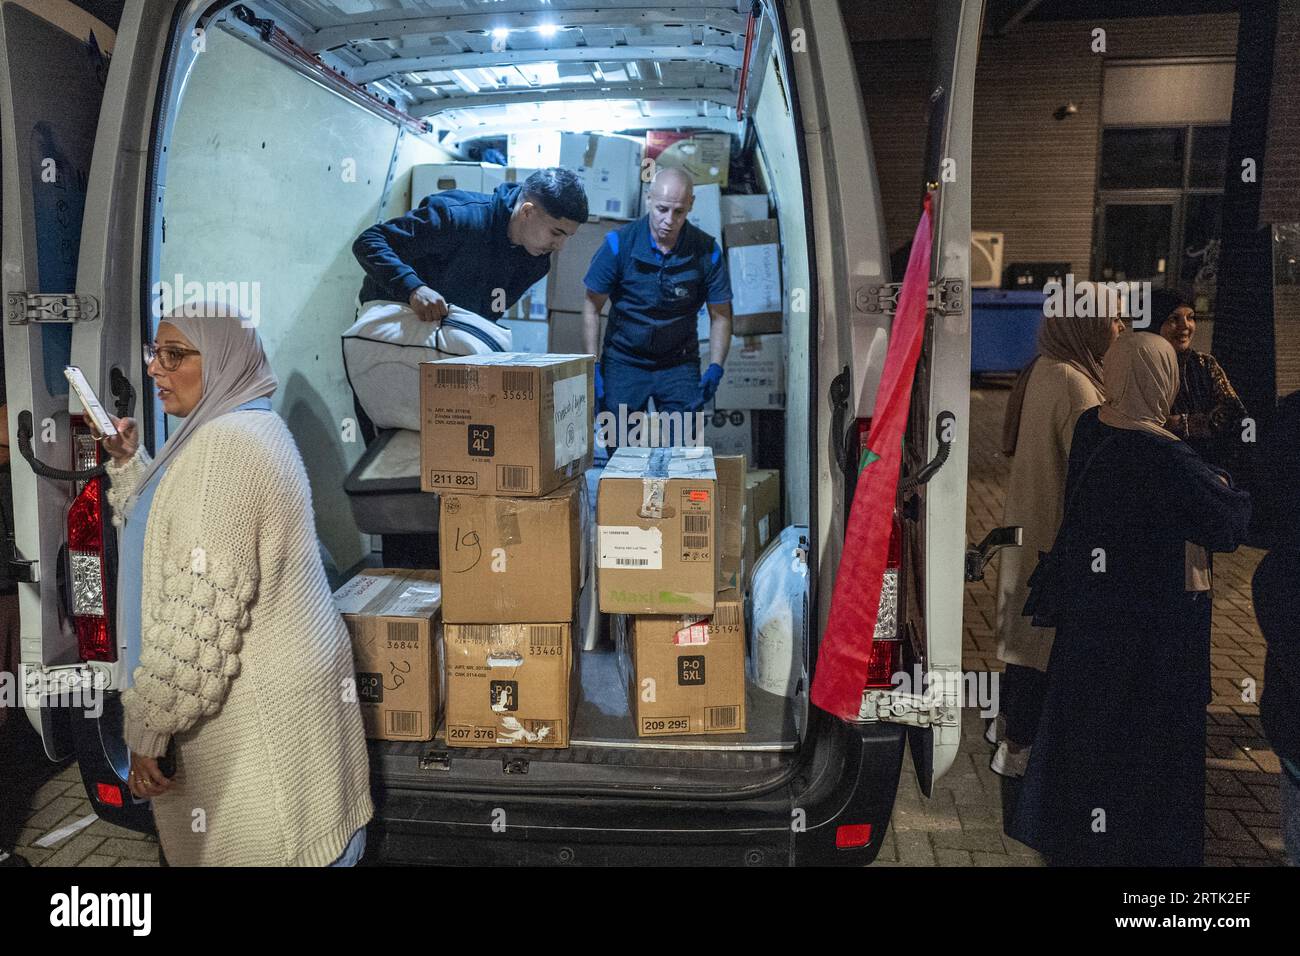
<box><xmin>971</xmin><ymin>231</ymin><xmax>1003</xmax><ymax>288</ymax></box>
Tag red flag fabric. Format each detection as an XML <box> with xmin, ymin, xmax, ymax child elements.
<box><xmin>811</xmin><ymin>195</ymin><xmax>934</xmax><ymax>720</ymax></box>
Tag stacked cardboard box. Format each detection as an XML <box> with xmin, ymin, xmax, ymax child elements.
<box><xmin>419</xmin><ymin>353</ymin><xmax>594</xmax><ymax>496</ymax></box>
<box><xmin>724</xmin><ymin>220</ymin><xmax>782</xmax><ymax>337</ymax></box>
<box><xmin>706</xmin><ymin>334</ymin><xmax>785</xmax><ymax>411</ymax></box>
<box><xmin>421</xmin><ymin>354</ymin><xmax>596</xmax><ymax>748</ymax></box>
<box><xmin>335</xmin><ymin>569</ymin><xmax>443</xmax><ymax>742</ymax></box>
<box><xmin>618</xmin><ymin>598</ymin><xmax>746</xmax><ymax>737</ymax></box>
<box><xmin>597</xmin><ymin>446</ymin><xmax>718</xmax><ymax>616</ymax></box>
<box><xmin>443</xmin><ymin>621</ymin><xmax>577</xmax><ymax>748</ymax></box>
<box><xmin>607</xmin><ymin>448</ymin><xmax>749</xmax><ymax>737</ymax></box>
<box><xmin>409</xmin><ymin>162</ymin><xmax>535</xmax><ymax>210</ymax></box>
<box><xmin>507</xmin><ymin>131</ymin><xmax>643</xmax><ymax>220</ymax></box>
<box><xmin>438</xmin><ymin>480</ymin><xmax>585</xmax><ymax>748</ymax></box>
<box><xmin>645</xmin><ymin>130</ymin><xmax>730</xmax><ymax>187</ymax></box>
<box><xmin>742</xmin><ymin>469</ymin><xmax>782</xmax><ymax>589</ymax></box>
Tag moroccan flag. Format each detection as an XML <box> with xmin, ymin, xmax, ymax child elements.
<box><xmin>811</xmin><ymin>195</ymin><xmax>934</xmax><ymax>720</ymax></box>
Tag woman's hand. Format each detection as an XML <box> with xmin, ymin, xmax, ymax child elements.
<box><xmin>100</xmin><ymin>415</ymin><xmax>139</xmax><ymax>463</ymax></box>
<box><xmin>127</xmin><ymin>752</ymin><xmax>173</xmax><ymax>800</ymax></box>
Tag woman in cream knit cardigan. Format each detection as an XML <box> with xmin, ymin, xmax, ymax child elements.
<box><xmin>101</xmin><ymin>307</ymin><xmax>372</xmax><ymax>866</ymax></box>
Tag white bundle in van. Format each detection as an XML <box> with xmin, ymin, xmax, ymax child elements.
<box><xmin>342</xmin><ymin>300</ymin><xmax>512</xmax><ymax>431</ymax></box>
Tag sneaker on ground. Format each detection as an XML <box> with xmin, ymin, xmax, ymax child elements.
<box><xmin>983</xmin><ymin>713</ymin><xmax>1005</xmax><ymax>747</ymax></box>
<box><xmin>990</xmin><ymin>740</ymin><xmax>1031</xmax><ymax>778</ymax></box>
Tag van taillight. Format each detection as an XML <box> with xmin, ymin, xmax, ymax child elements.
<box><xmin>95</xmin><ymin>781</ymin><xmax>124</xmax><ymax>808</ymax></box>
<box><xmin>866</xmin><ymin>512</ymin><xmax>903</xmax><ymax>688</ymax></box>
<box><xmin>835</xmin><ymin>823</ymin><xmax>873</xmax><ymax>849</ymax></box>
<box><xmin>68</xmin><ymin>419</ymin><xmax>115</xmax><ymax>663</ymax></box>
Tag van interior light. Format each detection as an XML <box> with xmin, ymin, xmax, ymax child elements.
<box><xmin>491</xmin><ymin>27</ymin><xmax>510</xmax><ymax>41</ymax></box>
<box><xmin>536</xmin><ymin>23</ymin><xmax>558</xmax><ymax>38</ymax></box>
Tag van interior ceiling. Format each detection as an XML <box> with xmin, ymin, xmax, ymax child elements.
<box><xmin>150</xmin><ymin>0</ymin><xmax>815</xmax><ymax>790</ymax></box>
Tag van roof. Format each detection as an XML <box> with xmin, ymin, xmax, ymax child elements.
<box><xmin>247</xmin><ymin>0</ymin><xmax>765</xmax><ymax>141</ymax></box>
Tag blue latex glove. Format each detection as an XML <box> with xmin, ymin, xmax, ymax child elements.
<box><xmin>700</xmin><ymin>363</ymin><xmax>724</xmax><ymax>404</ymax></box>
<box><xmin>594</xmin><ymin>362</ymin><xmax>605</xmax><ymax>404</ymax></box>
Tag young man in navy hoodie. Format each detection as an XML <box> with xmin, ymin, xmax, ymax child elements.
<box><xmin>353</xmin><ymin>166</ymin><xmax>587</xmax><ymax>324</ymax></box>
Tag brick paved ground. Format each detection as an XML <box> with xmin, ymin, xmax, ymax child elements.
<box><xmin>5</xmin><ymin>387</ymin><xmax>1282</xmax><ymax>867</ymax></box>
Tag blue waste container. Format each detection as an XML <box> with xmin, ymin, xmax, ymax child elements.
<box><xmin>970</xmin><ymin>290</ymin><xmax>1047</xmax><ymax>374</ymax></box>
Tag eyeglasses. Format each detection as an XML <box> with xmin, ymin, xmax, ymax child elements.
<box><xmin>144</xmin><ymin>343</ymin><xmax>200</xmax><ymax>372</ymax></box>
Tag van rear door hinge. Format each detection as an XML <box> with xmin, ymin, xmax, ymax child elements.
<box><xmin>858</xmin><ymin>690</ymin><xmax>960</xmax><ymax>728</ymax></box>
<box><xmin>6</xmin><ymin>293</ymin><xmax>100</xmax><ymax>324</ymax></box>
<box><xmin>856</xmin><ymin>278</ymin><xmax>964</xmax><ymax>317</ymax></box>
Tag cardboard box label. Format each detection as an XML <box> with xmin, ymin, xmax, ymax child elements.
<box><xmin>599</xmin><ymin>526</ymin><xmax>663</xmax><ymax>570</ymax></box>
<box><xmin>674</xmin><ymin>620</ymin><xmax>712</xmax><ymax>646</ymax></box>
<box><xmin>553</xmin><ymin>373</ymin><xmax>589</xmax><ymax>469</ymax></box>
<box><xmin>730</xmin><ymin>242</ymin><xmax>781</xmax><ymax>315</ymax></box>
<box><xmin>681</xmin><ymin>497</ymin><xmax>712</xmax><ymax>561</ymax></box>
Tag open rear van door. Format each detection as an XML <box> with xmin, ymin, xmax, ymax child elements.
<box><xmin>893</xmin><ymin>0</ymin><xmax>985</xmax><ymax>793</ymax></box>
<box><xmin>0</xmin><ymin>0</ymin><xmax>116</xmax><ymax>756</ymax></box>
<box><xmin>790</xmin><ymin>0</ymin><xmax>984</xmax><ymax>795</ymax></box>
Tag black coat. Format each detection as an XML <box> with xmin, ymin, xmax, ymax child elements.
<box><xmin>1010</xmin><ymin>408</ymin><xmax>1251</xmax><ymax>865</ymax></box>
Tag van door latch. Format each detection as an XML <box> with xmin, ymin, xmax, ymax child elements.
<box><xmin>858</xmin><ymin>690</ymin><xmax>960</xmax><ymax>728</ymax></box>
<box><xmin>966</xmin><ymin>526</ymin><xmax>1022</xmax><ymax>582</ymax></box>
<box><xmin>6</xmin><ymin>293</ymin><xmax>100</xmax><ymax>325</ymax></box>
<box><xmin>857</xmin><ymin>279</ymin><xmax>964</xmax><ymax>317</ymax></box>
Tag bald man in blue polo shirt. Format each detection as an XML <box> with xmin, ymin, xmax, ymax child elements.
<box><xmin>582</xmin><ymin>168</ymin><xmax>732</xmax><ymax>439</ymax></box>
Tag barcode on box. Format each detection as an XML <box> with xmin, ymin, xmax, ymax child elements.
<box><xmin>497</xmin><ymin>464</ymin><xmax>533</xmax><ymax>491</ymax></box>
<box><xmin>683</xmin><ymin>535</ymin><xmax>710</xmax><ymax>550</ymax></box>
<box><xmin>683</xmin><ymin>514</ymin><xmax>710</xmax><ymax>534</ymax></box>
<box><xmin>705</xmin><ymin>706</ymin><xmax>739</xmax><ymax>731</ymax></box>
<box><xmin>436</xmin><ymin>367</ymin><xmax>479</xmax><ymax>389</ymax></box>
<box><xmin>529</xmin><ymin>626</ymin><xmax>565</xmax><ymax>649</ymax></box>
<box><xmin>386</xmin><ymin>621</ymin><xmax>420</xmax><ymax>645</ymax></box>
<box><xmin>711</xmin><ymin>603</ymin><xmax>741</xmax><ymax>628</ymax></box>
<box><xmin>458</xmin><ymin>625</ymin><xmax>504</xmax><ymax>646</ymax></box>
<box><xmin>501</xmin><ymin>369</ymin><xmax>534</xmax><ymax>398</ymax></box>
<box><xmin>387</xmin><ymin>710</ymin><xmax>422</xmax><ymax>736</ymax></box>
<box><xmin>615</xmin><ymin>557</ymin><xmax>650</xmax><ymax>567</ymax></box>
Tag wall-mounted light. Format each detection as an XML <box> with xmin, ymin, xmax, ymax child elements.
<box><xmin>491</xmin><ymin>27</ymin><xmax>510</xmax><ymax>41</ymax></box>
<box><xmin>537</xmin><ymin>23</ymin><xmax>559</xmax><ymax>38</ymax></box>
<box><xmin>1054</xmin><ymin>101</ymin><xmax>1079</xmax><ymax>121</ymax></box>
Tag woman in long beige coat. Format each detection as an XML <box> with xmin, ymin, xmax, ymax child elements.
<box><xmin>991</xmin><ymin>311</ymin><xmax>1121</xmax><ymax>777</ymax></box>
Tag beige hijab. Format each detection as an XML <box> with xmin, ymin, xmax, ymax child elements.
<box><xmin>1097</xmin><ymin>332</ymin><xmax>1179</xmax><ymax>441</ymax></box>
<box><xmin>1002</xmin><ymin>313</ymin><xmax>1111</xmax><ymax>455</ymax></box>
<box><xmin>126</xmin><ymin>301</ymin><xmax>278</xmax><ymax>513</ymax></box>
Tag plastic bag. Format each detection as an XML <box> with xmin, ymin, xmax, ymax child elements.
<box><xmin>748</xmin><ymin>524</ymin><xmax>809</xmax><ymax>698</ymax></box>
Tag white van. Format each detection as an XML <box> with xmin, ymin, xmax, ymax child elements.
<box><xmin>1</xmin><ymin>0</ymin><xmax>983</xmax><ymax>865</ymax></box>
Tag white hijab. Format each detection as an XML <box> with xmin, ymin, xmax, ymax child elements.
<box><xmin>127</xmin><ymin>302</ymin><xmax>277</xmax><ymax>511</ymax></box>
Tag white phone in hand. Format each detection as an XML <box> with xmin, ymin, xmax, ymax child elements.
<box><xmin>64</xmin><ymin>366</ymin><xmax>118</xmax><ymax>438</ymax></box>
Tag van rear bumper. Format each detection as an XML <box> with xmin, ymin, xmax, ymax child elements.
<box><xmin>369</xmin><ymin>721</ymin><xmax>907</xmax><ymax>867</ymax></box>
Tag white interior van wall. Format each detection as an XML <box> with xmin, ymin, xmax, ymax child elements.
<box><xmin>157</xmin><ymin>26</ymin><xmax>451</xmax><ymax>572</ymax></box>
<box><xmin>753</xmin><ymin>52</ymin><xmax>811</xmax><ymax>525</ymax></box>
